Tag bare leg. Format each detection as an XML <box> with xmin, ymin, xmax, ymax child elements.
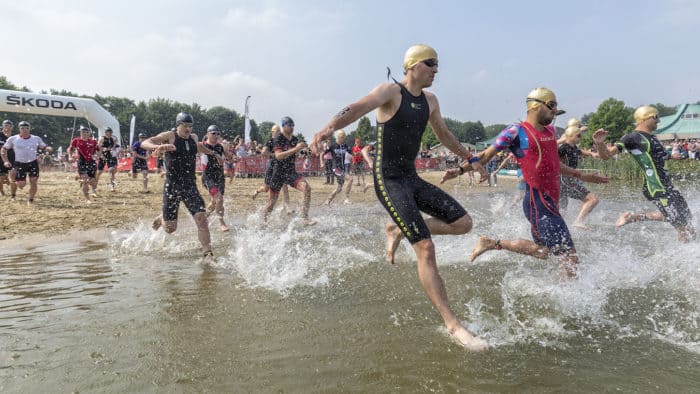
<box><xmin>325</xmin><ymin>182</ymin><xmax>342</xmax><ymax>205</ymax></box>
<box><xmin>343</xmin><ymin>175</ymin><xmax>353</xmax><ymax>204</ymax></box>
<box><xmin>80</xmin><ymin>174</ymin><xmax>90</xmax><ymax>201</ymax></box>
<box><xmin>573</xmin><ymin>193</ymin><xmax>598</xmax><ymax>229</ymax></box>
<box><xmin>296</xmin><ymin>180</ymin><xmax>315</xmax><ymax>225</ymax></box>
<box><xmin>413</xmin><ymin>239</ymin><xmax>489</xmax><ymax>351</ymax></box>
<box><xmin>152</xmin><ymin>215</ymin><xmax>163</xmax><ymax>230</ymax></box>
<box><xmin>193</xmin><ymin>211</ymin><xmax>212</xmax><ymax>255</ymax></box>
<box><xmin>385</xmin><ymin>223</ymin><xmax>404</xmax><ymax>264</ymax></box>
<box><xmin>263</xmin><ymin>191</ymin><xmax>280</xmax><ymax>221</ymax></box>
<box><xmin>214</xmin><ymin>192</ymin><xmax>229</xmax><ymax>232</ymax></box>
<box><xmin>28</xmin><ymin>177</ymin><xmax>39</xmax><ymax>204</ymax></box>
<box><xmin>386</xmin><ymin>214</ymin><xmax>473</xmax><ymax>265</ymax></box>
<box><xmin>470</xmin><ymin>236</ymin><xmax>549</xmax><ymax>262</ymax></box>
<box><xmin>615</xmin><ymin>211</ymin><xmax>664</xmax><ymax>228</ymax></box>
<box><xmin>469</xmin><ymin>236</ymin><xmax>578</xmax><ymax>278</ymax></box>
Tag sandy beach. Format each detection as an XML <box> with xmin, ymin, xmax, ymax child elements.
<box><xmin>0</xmin><ymin>169</ymin><xmax>509</xmax><ymax>241</ymax></box>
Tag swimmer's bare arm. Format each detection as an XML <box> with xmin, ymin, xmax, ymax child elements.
<box><xmin>441</xmin><ymin>146</ymin><xmax>498</xmax><ymax>183</ymax></box>
<box><xmin>560</xmin><ymin>163</ymin><xmax>609</xmax><ymax>183</ymax></box>
<box><xmin>591</xmin><ymin>129</ymin><xmax>617</xmax><ymax>160</ymax></box>
<box><xmin>275</xmin><ymin>141</ymin><xmax>306</xmax><ymax>161</ymax></box>
<box><xmin>193</xmin><ymin>135</ymin><xmax>216</xmax><ymax>156</ymax></box>
<box><xmin>1</xmin><ymin>146</ymin><xmax>10</xmax><ymax>167</ymax></box>
<box><xmin>361</xmin><ymin>145</ymin><xmax>374</xmax><ymax>168</ymax></box>
<box><xmin>310</xmin><ymin>83</ymin><xmax>399</xmax><ymax>154</ymax></box>
<box><xmin>141</xmin><ymin>130</ymin><xmax>176</xmax><ymax>153</ymax></box>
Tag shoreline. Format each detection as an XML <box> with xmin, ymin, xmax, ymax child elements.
<box><xmin>0</xmin><ymin>169</ymin><xmax>514</xmax><ymax>244</ymax></box>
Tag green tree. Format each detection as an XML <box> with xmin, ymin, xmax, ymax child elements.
<box><xmin>651</xmin><ymin>103</ymin><xmax>677</xmax><ymax>117</ymax></box>
<box><xmin>353</xmin><ymin>116</ymin><xmax>373</xmax><ymax>143</ymax></box>
<box><xmin>463</xmin><ymin>120</ymin><xmax>485</xmax><ymax>144</ymax></box>
<box><xmin>584</xmin><ymin>98</ymin><xmax>634</xmax><ymax>146</ymax></box>
<box><xmin>483</xmin><ymin>124</ymin><xmax>507</xmax><ymax>141</ymax></box>
<box><xmin>420</xmin><ymin>124</ymin><xmax>439</xmax><ymax>148</ymax></box>
<box><xmin>256</xmin><ymin>121</ymin><xmax>276</xmax><ymax>143</ymax></box>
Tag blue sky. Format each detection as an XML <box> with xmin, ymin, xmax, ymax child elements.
<box><xmin>3</xmin><ymin>0</ymin><xmax>699</xmax><ymax>138</ymax></box>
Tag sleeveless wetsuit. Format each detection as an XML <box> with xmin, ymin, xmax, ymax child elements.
<box><xmin>162</xmin><ymin>134</ymin><xmax>205</xmax><ymax>221</ymax></box>
<box><xmin>327</xmin><ymin>142</ymin><xmax>351</xmax><ymax>186</ymax></box>
<box><xmin>373</xmin><ymin>83</ymin><xmax>466</xmax><ymax>244</ymax></box>
<box><xmin>492</xmin><ymin>122</ymin><xmax>573</xmax><ymax>254</ymax></box>
<box><xmin>202</xmin><ymin>142</ymin><xmax>225</xmax><ymax>196</ymax></box>
<box><xmin>615</xmin><ymin>131</ymin><xmax>692</xmax><ymax>228</ymax></box>
<box><xmin>269</xmin><ymin>133</ymin><xmax>303</xmax><ymax>193</ymax></box>
<box><xmin>98</xmin><ymin>136</ymin><xmax>118</xmax><ymax>170</ymax></box>
<box><xmin>558</xmin><ymin>142</ymin><xmax>590</xmax><ymax>209</ymax></box>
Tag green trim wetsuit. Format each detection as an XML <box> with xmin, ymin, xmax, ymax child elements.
<box><xmin>372</xmin><ymin>83</ymin><xmax>466</xmax><ymax>244</ymax></box>
<box><xmin>615</xmin><ymin>131</ymin><xmax>692</xmax><ymax>228</ymax></box>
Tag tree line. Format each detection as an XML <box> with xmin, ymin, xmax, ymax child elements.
<box><xmin>1</xmin><ymin>76</ymin><xmax>693</xmax><ymax>151</ymax></box>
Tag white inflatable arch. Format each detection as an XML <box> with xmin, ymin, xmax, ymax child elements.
<box><xmin>0</xmin><ymin>89</ymin><xmax>121</xmax><ymax>142</ymax></box>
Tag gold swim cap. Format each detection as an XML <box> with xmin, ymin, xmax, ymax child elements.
<box><xmin>335</xmin><ymin>129</ymin><xmax>346</xmax><ymax>139</ymax></box>
<box><xmin>271</xmin><ymin>124</ymin><xmax>281</xmax><ymax>134</ymax></box>
<box><xmin>526</xmin><ymin>87</ymin><xmax>557</xmax><ymax>111</ymax></box>
<box><xmin>634</xmin><ymin>105</ymin><xmax>658</xmax><ymax>124</ymax></box>
<box><xmin>403</xmin><ymin>44</ymin><xmax>438</xmax><ymax>71</ymax></box>
<box><xmin>567</xmin><ymin>118</ymin><xmax>581</xmax><ymax>128</ymax></box>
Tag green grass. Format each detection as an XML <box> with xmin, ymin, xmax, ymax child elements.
<box><xmin>579</xmin><ymin>155</ymin><xmax>700</xmax><ymax>181</ymax></box>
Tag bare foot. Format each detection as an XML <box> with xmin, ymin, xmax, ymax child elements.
<box><xmin>303</xmin><ymin>218</ymin><xmax>318</xmax><ymax>226</ymax></box>
<box><xmin>220</xmin><ymin>222</ymin><xmax>230</xmax><ymax>232</ymax></box>
<box><xmin>152</xmin><ymin>216</ymin><xmax>162</xmax><ymax>231</ymax></box>
<box><xmin>385</xmin><ymin>223</ymin><xmax>403</xmax><ymax>265</ymax></box>
<box><xmin>448</xmin><ymin>326</ymin><xmax>490</xmax><ymax>351</ymax></box>
<box><xmin>363</xmin><ymin>185</ymin><xmax>372</xmax><ymax>193</ymax></box>
<box><xmin>324</xmin><ymin>198</ymin><xmax>332</xmax><ymax>206</ymax></box>
<box><xmin>615</xmin><ymin>212</ymin><xmax>633</xmax><ymax>228</ymax></box>
<box><xmin>470</xmin><ymin>236</ymin><xmax>495</xmax><ymax>262</ymax></box>
<box><xmin>343</xmin><ymin>198</ymin><xmax>350</xmax><ymax>205</ymax></box>
<box><xmin>203</xmin><ymin>251</ymin><xmax>215</xmax><ymax>265</ymax></box>
<box><xmin>573</xmin><ymin>222</ymin><xmax>591</xmax><ymax>230</ymax></box>
<box><xmin>251</xmin><ymin>190</ymin><xmax>258</xmax><ymax>200</ymax></box>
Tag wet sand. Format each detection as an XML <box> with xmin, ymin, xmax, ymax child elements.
<box><xmin>0</xmin><ymin>169</ymin><xmax>510</xmax><ymax>241</ymax></box>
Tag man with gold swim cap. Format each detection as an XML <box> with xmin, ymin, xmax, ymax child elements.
<box><xmin>444</xmin><ymin>87</ymin><xmax>610</xmax><ymax>278</ymax></box>
<box><xmin>309</xmin><ymin>44</ymin><xmax>489</xmax><ymax>351</ymax></box>
<box><xmin>596</xmin><ymin>105</ymin><xmax>696</xmax><ymax>242</ymax></box>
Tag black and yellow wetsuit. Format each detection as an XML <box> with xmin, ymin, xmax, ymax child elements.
<box><xmin>372</xmin><ymin>83</ymin><xmax>466</xmax><ymax>244</ymax></box>
<box><xmin>615</xmin><ymin>131</ymin><xmax>692</xmax><ymax>228</ymax></box>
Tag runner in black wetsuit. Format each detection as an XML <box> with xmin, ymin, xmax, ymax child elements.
<box><xmin>263</xmin><ymin>116</ymin><xmax>315</xmax><ymax>225</ymax></box>
<box><xmin>0</xmin><ymin>120</ymin><xmax>15</xmax><ymax>196</ymax></box>
<box><xmin>557</xmin><ymin>119</ymin><xmax>600</xmax><ymax>229</ymax></box>
<box><xmin>597</xmin><ymin>105</ymin><xmax>696</xmax><ymax>242</ymax></box>
<box><xmin>141</xmin><ymin>112</ymin><xmax>217</xmax><ymax>262</ymax></box>
<box><xmin>201</xmin><ymin>125</ymin><xmax>233</xmax><ymax>232</ymax></box>
<box><xmin>251</xmin><ymin>124</ymin><xmax>291</xmax><ymax>209</ymax></box>
<box><xmin>310</xmin><ymin>44</ymin><xmax>488</xmax><ymax>351</ymax></box>
<box><xmin>96</xmin><ymin>127</ymin><xmax>120</xmax><ymax>191</ymax></box>
<box><xmin>323</xmin><ymin>129</ymin><xmax>354</xmax><ymax>205</ymax></box>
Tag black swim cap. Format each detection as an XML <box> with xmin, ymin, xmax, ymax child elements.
<box><xmin>105</xmin><ymin>127</ymin><xmax>113</xmax><ymax>132</ymax></box>
<box><xmin>281</xmin><ymin>116</ymin><xmax>294</xmax><ymax>126</ymax></box>
<box><xmin>207</xmin><ymin>125</ymin><xmax>221</xmax><ymax>133</ymax></box>
<box><xmin>2</xmin><ymin>119</ymin><xmax>13</xmax><ymax>126</ymax></box>
<box><xmin>176</xmin><ymin>112</ymin><xmax>194</xmax><ymax>125</ymax></box>
<box><xmin>18</xmin><ymin>121</ymin><xmax>30</xmax><ymax>127</ymax></box>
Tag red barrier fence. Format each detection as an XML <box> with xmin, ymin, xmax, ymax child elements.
<box><xmin>105</xmin><ymin>156</ymin><xmax>445</xmax><ymax>175</ymax></box>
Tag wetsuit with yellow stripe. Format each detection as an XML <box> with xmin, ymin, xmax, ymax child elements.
<box><xmin>615</xmin><ymin>131</ymin><xmax>692</xmax><ymax>228</ymax></box>
<box><xmin>372</xmin><ymin>83</ymin><xmax>466</xmax><ymax>244</ymax></box>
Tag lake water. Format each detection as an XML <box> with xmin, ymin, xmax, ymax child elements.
<box><xmin>1</xmin><ymin>181</ymin><xmax>699</xmax><ymax>392</ymax></box>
